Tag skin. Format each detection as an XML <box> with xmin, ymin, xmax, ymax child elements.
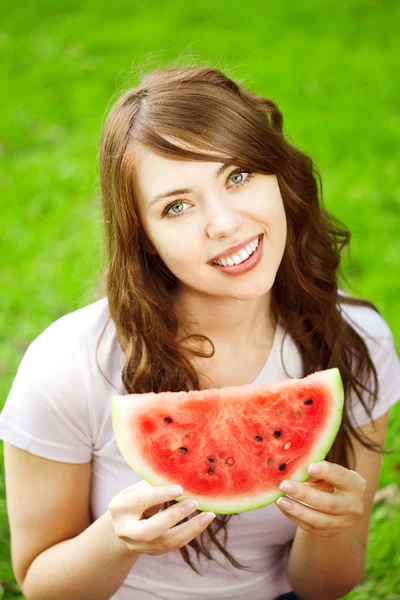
<box><xmin>132</xmin><ymin>143</ymin><xmax>389</xmax><ymax>597</ymax></box>
<box><xmin>279</xmin><ymin>413</ymin><xmax>389</xmax><ymax>598</ymax></box>
<box><xmin>134</xmin><ymin>143</ymin><xmax>287</xmax><ymax>347</ymax></box>
<box><xmin>277</xmin><ymin>460</ymin><xmax>366</xmax><ymax>537</ymax></box>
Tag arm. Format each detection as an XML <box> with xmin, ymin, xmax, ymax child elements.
<box><xmin>285</xmin><ymin>515</ymin><xmax>365</xmax><ymax>599</ymax></box>
<box><xmin>4</xmin><ymin>443</ymin><xmax>140</xmax><ymax>600</ymax></box>
<box><xmin>281</xmin><ymin>411</ymin><xmax>389</xmax><ymax>600</ymax></box>
<box><xmin>23</xmin><ymin>510</ymin><xmax>140</xmax><ymax>600</ymax></box>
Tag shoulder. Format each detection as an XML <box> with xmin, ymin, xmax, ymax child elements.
<box><xmin>23</xmin><ymin>297</ymin><xmax>110</xmax><ymax>365</ymax></box>
<box><xmin>30</xmin><ymin>297</ymin><xmax>110</xmax><ymax>350</ymax></box>
<box><xmin>0</xmin><ymin>299</ymin><xmax>112</xmax><ymax>463</ymax></box>
<box><xmin>337</xmin><ymin>289</ymin><xmax>398</xmax><ymax>377</ymax></box>
<box><xmin>338</xmin><ymin>290</ymin><xmax>393</xmax><ymax>343</ymax></box>
<box><xmin>337</xmin><ymin>290</ymin><xmax>400</xmax><ymax>426</ymax></box>
<box><xmin>14</xmin><ymin>297</ymin><xmax>112</xmax><ymax>391</ymax></box>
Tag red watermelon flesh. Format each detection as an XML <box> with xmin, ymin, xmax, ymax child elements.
<box><xmin>112</xmin><ymin>368</ymin><xmax>344</xmax><ymax>513</ymax></box>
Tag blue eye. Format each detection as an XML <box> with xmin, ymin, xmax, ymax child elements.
<box><xmin>229</xmin><ymin>169</ymin><xmax>253</xmax><ymax>188</ymax></box>
<box><xmin>161</xmin><ymin>200</ymin><xmax>189</xmax><ymax>218</ymax></box>
<box><xmin>167</xmin><ymin>202</ymin><xmax>187</xmax><ymax>217</ymax></box>
<box><xmin>162</xmin><ymin>167</ymin><xmax>254</xmax><ymax>219</ymax></box>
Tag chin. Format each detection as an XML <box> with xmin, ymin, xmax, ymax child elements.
<box><xmin>231</xmin><ymin>272</ymin><xmax>275</xmax><ymax>296</ymax></box>
<box><xmin>216</xmin><ymin>279</ymin><xmax>274</xmax><ymax>301</ymax></box>
<box><xmin>231</xmin><ymin>288</ymin><xmax>272</xmax><ymax>302</ymax></box>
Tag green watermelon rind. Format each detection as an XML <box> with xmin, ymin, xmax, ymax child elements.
<box><xmin>111</xmin><ymin>368</ymin><xmax>344</xmax><ymax>514</ymax></box>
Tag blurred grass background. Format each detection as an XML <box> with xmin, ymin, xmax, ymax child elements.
<box><xmin>1</xmin><ymin>0</ymin><xmax>400</xmax><ymax>597</ymax></box>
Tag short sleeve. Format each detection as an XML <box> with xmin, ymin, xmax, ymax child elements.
<box><xmin>0</xmin><ymin>322</ymin><xmax>93</xmax><ymax>463</ymax></box>
<box><xmin>342</xmin><ymin>305</ymin><xmax>400</xmax><ymax>429</ymax></box>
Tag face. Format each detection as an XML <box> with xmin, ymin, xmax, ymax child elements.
<box><xmin>134</xmin><ymin>144</ymin><xmax>287</xmax><ymax>303</ymax></box>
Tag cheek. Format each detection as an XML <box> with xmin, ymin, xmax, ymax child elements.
<box><xmin>168</xmin><ymin>245</ymin><xmax>197</xmax><ymax>265</ymax></box>
<box><xmin>154</xmin><ymin>230</ymin><xmax>200</xmax><ymax>267</ymax></box>
<box><xmin>256</xmin><ymin>195</ymin><xmax>287</xmax><ymax>240</ymax></box>
<box><xmin>270</xmin><ymin>203</ymin><xmax>287</xmax><ymax>237</ymax></box>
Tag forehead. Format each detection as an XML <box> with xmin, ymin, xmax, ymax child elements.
<box><xmin>132</xmin><ymin>142</ymin><xmax>231</xmax><ymax>200</ymax></box>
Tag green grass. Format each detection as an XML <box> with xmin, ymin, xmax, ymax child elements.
<box><xmin>1</xmin><ymin>0</ymin><xmax>400</xmax><ymax>597</ymax></box>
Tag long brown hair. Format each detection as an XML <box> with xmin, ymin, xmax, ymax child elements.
<box><xmin>97</xmin><ymin>64</ymin><xmax>388</xmax><ymax>574</ymax></box>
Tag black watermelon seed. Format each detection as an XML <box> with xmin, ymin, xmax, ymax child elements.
<box><xmin>164</xmin><ymin>417</ymin><xmax>173</xmax><ymax>423</ymax></box>
<box><xmin>208</xmin><ymin>467</ymin><xmax>214</xmax><ymax>475</ymax></box>
<box><xmin>304</xmin><ymin>398</ymin><xmax>313</xmax><ymax>405</ymax></box>
<box><xmin>179</xmin><ymin>447</ymin><xmax>188</xmax><ymax>453</ymax></box>
<box><xmin>255</xmin><ymin>435</ymin><xmax>263</xmax><ymax>442</ymax></box>
<box><xmin>273</xmin><ymin>429</ymin><xmax>281</xmax><ymax>438</ymax></box>
<box><xmin>208</xmin><ymin>456</ymin><xmax>215</xmax><ymax>463</ymax></box>
<box><xmin>279</xmin><ymin>463</ymin><xmax>287</xmax><ymax>471</ymax></box>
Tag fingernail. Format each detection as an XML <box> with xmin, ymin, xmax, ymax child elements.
<box><xmin>199</xmin><ymin>512</ymin><xmax>216</xmax><ymax>525</ymax></box>
<box><xmin>308</xmin><ymin>463</ymin><xmax>321</xmax><ymax>474</ymax></box>
<box><xmin>277</xmin><ymin>497</ymin><xmax>294</xmax><ymax>510</ymax></box>
<box><xmin>167</xmin><ymin>485</ymin><xmax>183</xmax><ymax>497</ymax></box>
<box><xmin>181</xmin><ymin>500</ymin><xmax>199</xmax><ymax>515</ymax></box>
<box><xmin>280</xmin><ymin>481</ymin><xmax>296</xmax><ymax>494</ymax></box>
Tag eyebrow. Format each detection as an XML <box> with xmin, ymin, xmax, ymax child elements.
<box><xmin>147</xmin><ymin>163</ymin><xmax>233</xmax><ymax>210</ymax></box>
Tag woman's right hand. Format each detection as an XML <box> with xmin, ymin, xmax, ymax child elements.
<box><xmin>108</xmin><ymin>480</ymin><xmax>216</xmax><ymax>556</ymax></box>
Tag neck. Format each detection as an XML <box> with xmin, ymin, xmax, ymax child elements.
<box><xmin>174</xmin><ymin>286</ymin><xmax>276</xmax><ymax>349</ymax></box>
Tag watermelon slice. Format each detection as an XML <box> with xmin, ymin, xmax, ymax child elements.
<box><xmin>112</xmin><ymin>368</ymin><xmax>344</xmax><ymax>514</ymax></box>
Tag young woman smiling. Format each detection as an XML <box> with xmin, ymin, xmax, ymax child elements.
<box><xmin>1</xmin><ymin>65</ymin><xmax>400</xmax><ymax>600</ymax></box>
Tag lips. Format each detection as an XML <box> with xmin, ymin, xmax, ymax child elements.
<box><xmin>208</xmin><ymin>234</ymin><xmax>261</xmax><ymax>263</ymax></box>
<box><xmin>209</xmin><ymin>232</ymin><xmax>264</xmax><ymax>276</ymax></box>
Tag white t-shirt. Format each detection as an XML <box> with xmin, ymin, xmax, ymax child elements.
<box><xmin>1</xmin><ymin>295</ymin><xmax>400</xmax><ymax>600</ymax></box>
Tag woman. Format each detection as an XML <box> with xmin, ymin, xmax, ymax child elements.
<box><xmin>1</xmin><ymin>65</ymin><xmax>400</xmax><ymax>600</ymax></box>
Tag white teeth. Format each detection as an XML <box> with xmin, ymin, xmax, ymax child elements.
<box><xmin>212</xmin><ymin>235</ymin><xmax>260</xmax><ymax>266</ymax></box>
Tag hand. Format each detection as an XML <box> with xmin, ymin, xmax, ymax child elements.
<box><xmin>275</xmin><ymin>461</ymin><xmax>367</xmax><ymax>538</ymax></box>
<box><xmin>108</xmin><ymin>480</ymin><xmax>216</xmax><ymax>555</ymax></box>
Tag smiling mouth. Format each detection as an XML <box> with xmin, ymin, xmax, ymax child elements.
<box><xmin>208</xmin><ymin>233</ymin><xmax>264</xmax><ymax>276</ymax></box>
<box><xmin>210</xmin><ymin>234</ymin><xmax>262</xmax><ymax>266</ymax></box>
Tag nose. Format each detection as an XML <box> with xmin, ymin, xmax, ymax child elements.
<box><xmin>205</xmin><ymin>198</ymin><xmax>243</xmax><ymax>240</ymax></box>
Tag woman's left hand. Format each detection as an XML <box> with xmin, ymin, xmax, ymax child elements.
<box><xmin>275</xmin><ymin>460</ymin><xmax>367</xmax><ymax>538</ymax></box>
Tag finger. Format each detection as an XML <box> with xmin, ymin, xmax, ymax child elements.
<box><xmin>276</xmin><ymin>503</ymin><xmax>345</xmax><ymax>538</ymax></box>
<box><xmin>129</xmin><ymin>508</ymin><xmax>216</xmax><ymax>554</ymax></box>
<box><xmin>306</xmin><ymin>474</ymin><xmax>333</xmax><ymax>486</ymax></box>
<box><xmin>113</xmin><ymin>481</ymin><xmax>185</xmax><ymax>517</ymax></box>
<box><xmin>158</xmin><ymin>510</ymin><xmax>216</xmax><ymax>550</ymax></box>
<box><xmin>308</xmin><ymin>461</ymin><xmax>365</xmax><ymax>492</ymax></box>
<box><xmin>276</xmin><ymin>497</ymin><xmax>355</xmax><ymax>532</ymax></box>
<box><xmin>142</xmin><ymin>503</ymin><xmax>165</xmax><ymax>519</ymax></box>
<box><xmin>135</xmin><ymin>499</ymin><xmax>201</xmax><ymax>541</ymax></box>
<box><xmin>304</xmin><ymin>479</ymin><xmax>335</xmax><ymax>492</ymax></box>
<box><xmin>280</xmin><ymin>480</ymin><xmax>362</xmax><ymax>516</ymax></box>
